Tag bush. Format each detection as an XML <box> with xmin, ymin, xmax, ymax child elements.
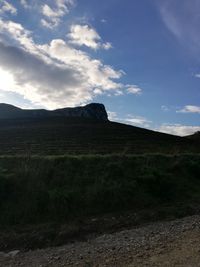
<box><xmin>0</xmin><ymin>154</ymin><xmax>200</xmax><ymax>225</ymax></box>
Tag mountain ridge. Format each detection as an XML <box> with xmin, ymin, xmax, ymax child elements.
<box><xmin>0</xmin><ymin>103</ymin><xmax>108</xmax><ymax>121</ymax></box>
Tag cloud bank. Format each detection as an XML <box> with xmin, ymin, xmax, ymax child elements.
<box><xmin>177</xmin><ymin>105</ymin><xmax>200</xmax><ymax>114</ymax></box>
<box><xmin>158</xmin><ymin>124</ymin><xmax>200</xmax><ymax>136</ymax></box>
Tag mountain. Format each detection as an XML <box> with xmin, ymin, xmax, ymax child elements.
<box><xmin>0</xmin><ymin>103</ymin><xmax>108</xmax><ymax>121</ymax></box>
<box><xmin>0</xmin><ymin>103</ymin><xmax>198</xmax><ymax>155</ymax></box>
<box><xmin>187</xmin><ymin>131</ymin><xmax>200</xmax><ymax>141</ymax></box>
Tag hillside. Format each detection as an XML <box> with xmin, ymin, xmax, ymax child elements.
<box><xmin>0</xmin><ymin>104</ymin><xmax>200</xmax><ymax>264</ymax></box>
<box><xmin>187</xmin><ymin>131</ymin><xmax>200</xmax><ymax>141</ymax></box>
<box><xmin>0</xmin><ymin>103</ymin><xmax>198</xmax><ymax>155</ymax></box>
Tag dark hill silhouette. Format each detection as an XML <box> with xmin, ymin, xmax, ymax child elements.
<box><xmin>0</xmin><ymin>103</ymin><xmax>108</xmax><ymax>121</ymax></box>
<box><xmin>0</xmin><ymin>103</ymin><xmax>198</xmax><ymax>155</ymax></box>
<box><xmin>187</xmin><ymin>131</ymin><xmax>200</xmax><ymax>141</ymax></box>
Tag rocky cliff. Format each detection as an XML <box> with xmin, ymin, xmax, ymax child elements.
<box><xmin>0</xmin><ymin>103</ymin><xmax>108</xmax><ymax>121</ymax></box>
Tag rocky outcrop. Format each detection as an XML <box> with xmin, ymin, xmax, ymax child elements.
<box><xmin>55</xmin><ymin>103</ymin><xmax>108</xmax><ymax>121</ymax></box>
<box><xmin>0</xmin><ymin>103</ymin><xmax>108</xmax><ymax>121</ymax></box>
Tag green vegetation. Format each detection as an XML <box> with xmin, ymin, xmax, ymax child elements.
<box><xmin>1</xmin><ymin>154</ymin><xmax>200</xmax><ymax>226</ymax></box>
<box><xmin>0</xmin><ymin>117</ymin><xmax>198</xmax><ymax>155</ymax></box>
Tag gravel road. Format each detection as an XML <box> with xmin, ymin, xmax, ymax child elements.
<box><xmin>1</xmin><ymin>215</ymin><xmax>200</xmax><ymax>267</ymax></box>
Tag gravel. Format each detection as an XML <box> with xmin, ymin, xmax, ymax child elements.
<box><xmin>1</xmin><ymin>215</ymin><xmax>200</xmax><ymax>267</ymax></box>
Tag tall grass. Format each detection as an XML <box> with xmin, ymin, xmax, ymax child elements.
<box><xmin>0</xmin><ymin>154</ymin><xmax>200</xmax><ymax>225</ymax></box>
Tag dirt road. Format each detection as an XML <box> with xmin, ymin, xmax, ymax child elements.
<box><xmin>1</xmin><ymin>215</ymin><xmax>200</xmax><ymax>267</ymax></box>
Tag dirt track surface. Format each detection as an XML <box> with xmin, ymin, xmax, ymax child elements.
<box><xmin>1</xmin><ymin>215</ymin><xmax>200</xmax><ymax>267</ymax></box>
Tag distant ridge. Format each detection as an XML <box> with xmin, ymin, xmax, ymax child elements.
<box><xmin>0</xmin><ymin>102</ymin><xmax>199</xmax><ymax>155</ymax></box>
<box><xmin>187</xmin><ymin>131</ymin><xmax>200</xmax><ymax>141</ymax></box>
<box><xmin>0</xmin><ymin>103</ymin><xmax>108</xmax><ymax>121</ymax></box>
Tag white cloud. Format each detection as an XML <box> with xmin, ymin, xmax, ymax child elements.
<box><xmin>0</xmin><ymin>19</ymin><xmax>141</xmax><ymax>109</ymax></box>
<box><xmin>157</xmin><ymin>0</ymin><xmax>200</xmax><ymax>53</ymax></box>
<box><xmin>0</xmin><ymin>0</ymin><xmax>17</xmax><ymax>15</ymax></box>
<box><xmin>42</xmin><ymin>4</ymin><xmax>60</xmax><ymax>18</ymax></box>
<box><xmin>126</xmin><ymin>85</ymin><xmax>142</xmax><ymax>95</ymax></box>
<box><xmin>20</xmin><ymin>0</ymin><xmax>29</xmax><ymax>8</ymax></box>
<box><xmin>0</xmin><ymin>19</ymin><xmax>44</xmax><ymax>58</ymax></box>
<box><xmin>107</xmin><ymin>111</ymin><xmax>151</xmax><ymax>128</ymax></box>
<box><xmin>40</xmin><ymin>19</ymin><xmax>53</xmax><ymax>29</ymax></box>
<box><xmin>68</xmin><ymin>24</ymin><xmax>112</xmax><ymax>50</ymax></box>
<box><xmin>158</xmin><ymin>2</ymin><xmax>182</xmax><ymax>39</ymax></box>
<box><xmin>108</xmin><ymin>110</ymin><xmax>200</xmax><ymax>137</ymax></box>
<box><xmin>158</xmin><ymin>123</ymin><xmax>200</xmax><ymax>136</ymax></box>
<box><xmin>161</xmin><ymin>105</ymin><xmax>169</xmax><ymax>111</ymax></box>
<box><xmin>125</xmin><ymin>115</ymin><xmax>152</xmax><ymax>127</ymax></box>
<box><xmin>108</xmin><ymin>111</ymin><xmax>118</xmax><ymax>121</ymax></box>
<box><xmin>44</xmin><ymin>39</ymin><xmax>122</xmax><ymax>90</ymax></box>
<box><xmin>177</xmin><ymin>105</ymin><xmax>200</xmax><ymax>114</ymax></box>
<box><xmin>0</xmin><ymin>41</ymin><xmax>85</xmax><ymax>109</ymax></box>
<box><xmin>102</xmin><ymin>42</ymin><xmax>112</xmax><ymax>50</ymax></box>
<box><xmin>41</xmin><ymin>0</ymin><xmax>75</xmax><ymax>29</ymax></box>
<box><xmin>101</xmin><ymin>110</ymin><xmax>200</xmax><ymax>137</ymax></box>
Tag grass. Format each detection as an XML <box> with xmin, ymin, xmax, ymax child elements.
<box><xmin>1</xmin><ymin>154</ymin><xmax>200</xmax><ymax>226</ymax></box>
<box><xmin>0</xmin><ymin>117</ymin><xmax>197</xmax><ymax>155</ymax></box>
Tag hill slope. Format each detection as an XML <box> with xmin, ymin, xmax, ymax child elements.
<box><xmin>187</xmin><ymin>131</ymin><xmax>200</xmax><ymax>141</ymax></box>
<box><xmin>0</xmin><ymin>103</ymin><xmax>198</xmax><ymax>155</ymax></box>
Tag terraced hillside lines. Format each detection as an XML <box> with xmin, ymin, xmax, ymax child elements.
<box><xmin>0</xmin><ymin>117</ymin><xmax>197</xmax><ymax>155</ymax></box>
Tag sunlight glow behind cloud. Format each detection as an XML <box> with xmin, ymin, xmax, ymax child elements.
<box><xmin>0</xmin><ymin>15</ymin><xmax>142</xmax><ymax>109</ymax></box>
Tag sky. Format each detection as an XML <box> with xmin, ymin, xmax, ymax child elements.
<box><xmin>0</xmin><ymin>0</ymin><xmax>200</xmax><ymax>136</ymax></box>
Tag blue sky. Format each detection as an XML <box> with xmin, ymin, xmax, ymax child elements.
<box><xmin>0</xmin><ymin>0</ymin><xmax>200</xmax><ymax>136</ymax></box>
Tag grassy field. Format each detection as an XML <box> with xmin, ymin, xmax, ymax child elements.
<box><xmin>1</xmin><ymin>154</ymin><xmax>200</xmax><ymax>226</ymax></box>
<box><xmin>0</xmin><ymin>117</ymin><xmax>198</xmax><ymax>155</ymax></box>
